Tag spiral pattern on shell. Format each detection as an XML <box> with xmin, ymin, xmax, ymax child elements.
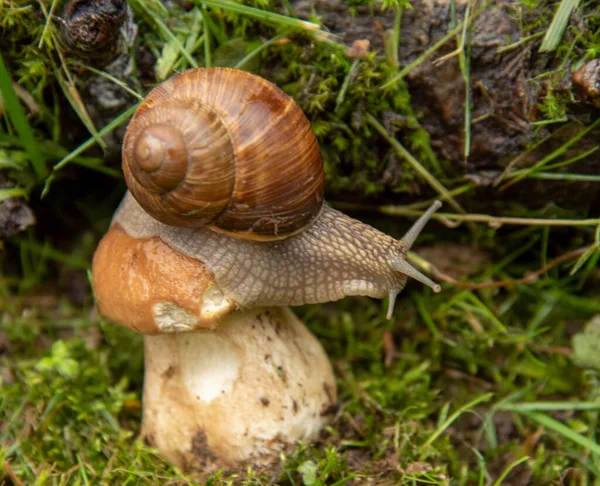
<box><xmin>122</xmin><ymin>68</ymin><xmax>325</xmax><ymax>240</ymax></box>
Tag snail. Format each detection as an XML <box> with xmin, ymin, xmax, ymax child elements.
<box><xmin>92</xmin><ymin>67</ymin><xmax>443</xmax><ymax>471</ymax></box>
<box><xmin>115</xmin><ymin>67</ymin><xmax>441</xmax><ymax>320</ymax></box>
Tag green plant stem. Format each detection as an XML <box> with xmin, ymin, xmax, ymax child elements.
<box><xmin>523</xmin><ymin>411</ymin><xmax>600</xmax><ymax>455</ymax></box>
<box><xmin>365</xmin><ymin>114</ymin><xmax>466</xmax><ymax>215</ymax></box>
<box><xmin>333</xmin><ymin>202</ymin><xmax>600</xmax><ymax>228</ymax></box>
<box><xmin>0</xmin><ymin>54</ymin><xmax>46</xmax><ymax>179</ymax></box>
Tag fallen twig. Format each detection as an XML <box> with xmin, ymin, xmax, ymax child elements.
<box><xmin>3</xmin><ymin>461</ymin><xmax>24</xmax><ymax>486</ymax></box>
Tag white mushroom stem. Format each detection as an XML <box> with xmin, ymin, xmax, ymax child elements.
<box><xmin>140</xmin><ymin>306</ymin><xmax>337</xmax><ymax>472</ymax></box>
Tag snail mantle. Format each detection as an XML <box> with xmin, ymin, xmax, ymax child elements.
<box><xmin>91</xmin><ymin>67</ymin><xmax>442</xmax><ymax>473</ymax></box>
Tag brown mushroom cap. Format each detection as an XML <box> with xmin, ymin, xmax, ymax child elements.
<box><xmin>92</xmin><ymin>224</ymin><xmax>235</xmax><ymax>334</ymax></box>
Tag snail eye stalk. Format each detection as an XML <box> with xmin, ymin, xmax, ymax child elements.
<box><xmin>386</xmin><ymin>200</ymin><xmax>442</xmax><ymax>319</ymax></box>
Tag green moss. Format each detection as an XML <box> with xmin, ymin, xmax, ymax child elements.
<box><xmin>2</xmin><ymin>273</ymin><xmax>599</xmax><ymax>483</ymax></box>
<box><xmin>258</xmin><ymin>39</ymin><xmax>443</xmax><ymax>197</ymax></box>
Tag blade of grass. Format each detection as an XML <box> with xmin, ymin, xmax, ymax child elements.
<box><xmin>202</xmin><ymin>6</ymin><xmax>212</xmax><ymax>68</ymax></box>
<box><xmin>421</xmin><ymin>393</ymin><xmax>493</xmax><ymax>450</ymax></box>
<box><xmin>335</xmin><ymin>60</ymin><xmax>360</xmax><ymax>112</ymax></box>
<box><xmin>202</xmin><ymin>10</ymin><xmax>227</xmax><ymax>44</ymax></box>
<box><xmin>413</xmin><ymin>293</ymin><xmax>440</xmax><ymax>340</ymax></box>
<box><xmin>464</xmin><ymin>293</ymin><xmax>506</xmax><ymax>333</ymax></box>
<box><xmin>526</xmin><ymin>298</ymin><xmax>556</xmax><ymax>333</ymax></box>
<box><xmin>0</xmin><ymin>156</ymin><xmax>24</xmax><ymax>170</ymax></box>
<box><xmin>334</xmin><ymin>183</ymin><xmax>475</xmax><ymax>214</ymax></box>
<box><xmin>497</xmin><ymin>31</ymin><xmax>545</xmax><ymax>54</ymax></box>
<box><xmin>569</xmin><ymin>225</ymin><xmax>599</xmax><ymax>275</ymax></box>
<box><xmin>526</xmin><ymin>172</ymin><xmax>600</xmax><ymax>182</ymax></box>
<box><xmin>539</xmin><ymin>0</ymin><xmax>580</xmax><ymax>52</ymax></box>
<box><xmin>52</xmin><ymin>104</ymin><xmax>138</xmax><ymax>172</ymax></box>
<box><xmin>380</xmin><ymin>2</ymin><xmax>488</xmax><ymax>90</ymax></box>
<box><xmin>76</xmin><ymin>454</ymin><xmax>91</xmax><ymax>486</ymax></box>
<box><xmin>0</xmin><ymin>187</ymin><xmax>28</xmax><ymax>201</ymax></box>
<box><xmin>531</xmin><ymin>116</ymin><xmax>568</xmax><ymax>126</ymax></box>
<box><xmin>523</xmin><ymin>411</ymin><xmax>600</xmax><ymax>455</ymax></box>
<box><xmin>0</xmin><ymin>133</ymin><xmax>113</xmax><ymax>170</ymax></box>
<box><xmin>74</xmin><ymin>64</ymin><xmax>144</xmax><ymax>101</ymax></box>
<box><xmin>234</xmin><ymin>34</ymin><xmax>282</xmax><ymax>69</ymax></box>
<box><xmin>493</xmin><ymin>124</ymin><xmax>574</xmax><ymax>186</ymax></box>
<box><xmin>453</xmin><ymin>0</ymin><xmax>474</xmax><ymax>159</ymax></box>
<box><xmin>37</xmin><ymin>0</ymin><xmax>59</xmax><ymax>48</ymax></box>
<box><xmin>384</xmin><ymin>8</ymin><xmax>402</xmax><ymax>69</ymax></box>
<box><xmin>469</xmin><ymin>446</ymin><xmax>487</xmax><ymax>486</ymax></box>
<box><xmin>53</xmin><ymin>63</ymin><xmax>106</xmax><ymax>150</ymax></box>
<box><xmin>541</xmin><ymin>226</ymin><xmax>550</xmax><ymax>276</ymax></box>
<box><xmin>562</xmin><ymin>444</ymin><xmax>600</xmax><ymax>476</ymax></box>
<box><xmin>187</xmin><ymin>8</ymin><xmax>205</xmax><ymax>62</ymax></box>
<box><xmin>365</xmin><ymin>114</ymin><xmax>467</xmax><ymax>215</ymax></box>
<box><xmin>537</xmin><ymin>287</ymin><xmax>600</xmax><ymax>313</ymax></box>
<box><xmin>574</xmin><ymin>248</ymin><xmax>600</xmax><ymax>291</ymax></box>
<box><xmin>490</xmin><ymin>456</ymin><xmax>529</xmax><ymax>486</ymax></box>
<box><xmin>168</xmin><ymin>7</ymin><xmax>204</xmax><ymax>74</ymax></box>
<box><xmin>42</xmin><ymin>103</ymin><xmax>139</xmax><ymax>197</ymax></box>
<box><xmin>0</xmin><ymin>54</ymin><xmax>46</xmax><ymax>179</ymax></box>
<box><xmin>506</xmin><ymin>145</ymin><xmax>599</xmax><ymax>181</ymax></box>
<box><xmin>500</xmin><ymin>117</ymin><xmax>600</xmax><ymax>190</ymax></box>
<box><xmin>200</xmin><ymin>0</ymin><xmax>326</xmax><ymax>34</ymax></box>
<box><xmin>497</xmin><ymin>401</ymin><xmax>600</xmax><ymax>412</ymax></box>
<box><xmin>382</xmin><ymin>21</ymin><xmax>465</xmax><ymax>88</ymax></box>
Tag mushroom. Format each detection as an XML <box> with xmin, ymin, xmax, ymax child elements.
<box><xmin>92</xmin><ymin>223</ymin><xmax>337</xmax><ymax>471</ymax></box>
<box><xmin>91</xmin><ymin>67</ymin><xmax>442</xmax><ymax>472</ymax></box>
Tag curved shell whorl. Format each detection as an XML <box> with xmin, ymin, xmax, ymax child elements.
<box><xmin>124</xmin><ymin>101</ymin><xmax>235</xmax><ymax>227</ymax></box>
<box><xmin>122</xmin><ymin>67</ymin><xmax>325</xmax><ymax>239</ymax></box>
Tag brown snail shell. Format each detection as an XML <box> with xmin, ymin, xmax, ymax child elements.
<box><xmin>122</xmin><ymin>68</ymin><xmax>325</xmax><ymax>240</ymax></box>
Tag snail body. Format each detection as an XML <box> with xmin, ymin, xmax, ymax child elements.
<box><xmin>118</xmin><ymin>67</ymin><xmax>441</xmax><ymax>319</ymax></box>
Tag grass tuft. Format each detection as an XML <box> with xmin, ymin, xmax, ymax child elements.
<box><xmin>0</xmin><ymin>54</ymin><xmax>46</xmax><ymax>180</ymax></box>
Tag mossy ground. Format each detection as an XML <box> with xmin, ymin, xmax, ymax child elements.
<box><xmin>1</xmin><ymin>0</ymin><xmax>600</xmax><ymax>484</ymax></box>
